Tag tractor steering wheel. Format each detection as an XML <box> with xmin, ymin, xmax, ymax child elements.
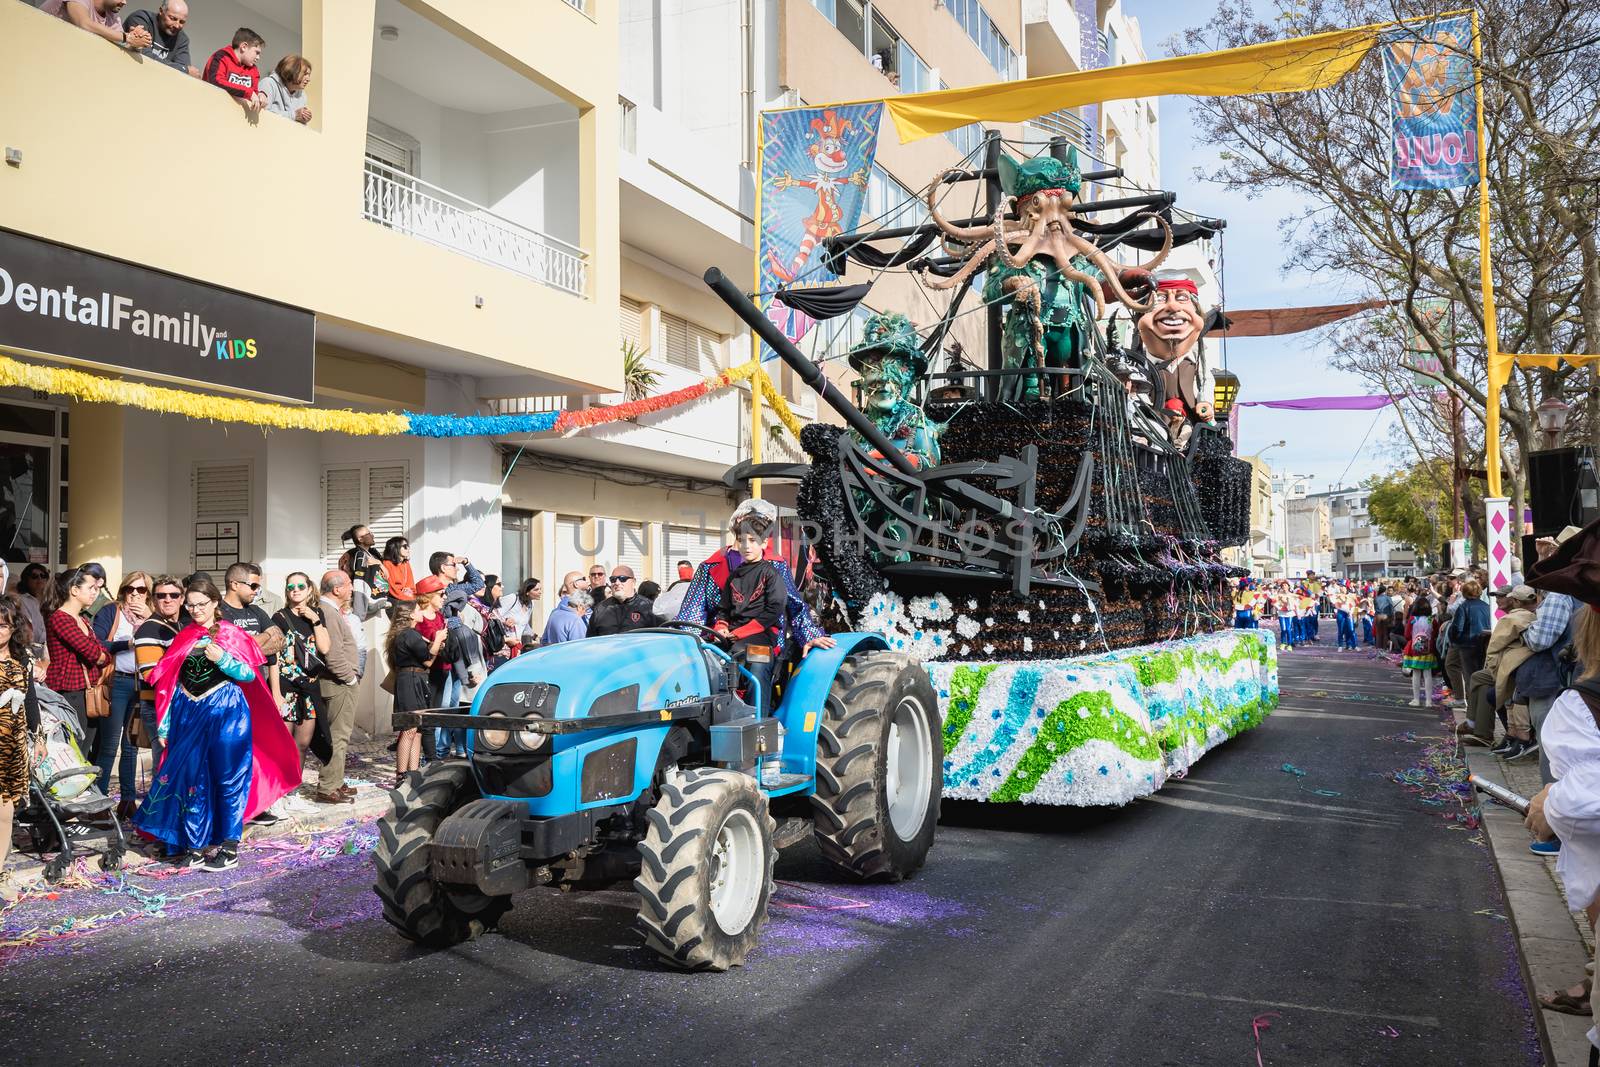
<box><xmin>653</xmin><ymin>619</ymin><xmax>731</xmax><ymax>646</ymax></box>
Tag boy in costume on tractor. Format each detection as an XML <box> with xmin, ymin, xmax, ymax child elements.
<box><xmin>675</xmin><ymin>499</ymin><xmax>837</xmax><ymax>714</ymax></box>
<box><xmin>712</xmin><ymin>508</ymin><xmax>790</xmax><ymax>715</ymax></box>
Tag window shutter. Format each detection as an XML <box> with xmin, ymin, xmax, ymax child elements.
<box><xmin>617</xmin><ymin>520</ymin><xmax>647</xmax><ymax>578</ymax></box>
<box><xmin>367</xmin><ymin>465</ymin><xmax>409</xmax><ymax>546</ymax></box>
<box><xmin>659</xmin><ymin>524</ymin><xmax>724</xmax><ymax>582</ymax></box>
<box><xmin>323</xmin><ymin>467</ymin><xmax>362</xmax><ymax>569</ymax></box>
<box><xmin>193</xmin><ymin>463</ymin><xmax>250</xmax><ymax>573</ymax></box>
<box><xmin>554</xmin><ymin>514</ymin><xmax>585</xmax><ymax>578</ymax></box>
<box><xmin>688</xmin><ymin>322</ymin><xmax>721</xmax><ymax>373</ymax></box>
<box><xmin>659</xmin><ymin>312</ymin><xmax>692</xmax><ymax>371</ymax></box>
<box><xmin>621</xmin><ymin>296</ymin><xmax>644</xmax><ymax>349</ymax></box>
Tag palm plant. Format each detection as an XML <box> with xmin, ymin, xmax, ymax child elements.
<box><xmin>621</xmin><ymin>341</ymin><xmax>660</xmax><ymax>403</ymax></box>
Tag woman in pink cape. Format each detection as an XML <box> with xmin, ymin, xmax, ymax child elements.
<box><xmin>133</xmin><ymin>578</ymin><xmax>299</xmax><ymax>870</ymax></box>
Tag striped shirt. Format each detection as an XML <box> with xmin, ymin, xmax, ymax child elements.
<box><xmin>134</xmin><ymin>617</ymin><xmax>183</xmax><ymax>702</ymax></box>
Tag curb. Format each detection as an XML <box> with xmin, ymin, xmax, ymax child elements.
<box><xmin>1467</xmin><ymin>746</ymin><xmax>1595</xmax><ymax>1066</ymax></box>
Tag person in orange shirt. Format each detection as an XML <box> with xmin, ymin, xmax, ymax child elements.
<box><xmin>381</xmin><ymin>536</ymin><xmax>416</xmax><ymax>607</ymax></box>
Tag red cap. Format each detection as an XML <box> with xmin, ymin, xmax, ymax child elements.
<box><xmin>415</xmin><ymin>575</ymin><xmax>447</xmax><ymax>596</ymax></box>
<box><xmin>1163</xmin><ymin>398</ymin><xmax>1186</xmax><ymax>414</ymax></box>
<box><xmin>1156</xmin><ymin>277</ymin><xmax>1199</xmax><ymax>296</ymax></box>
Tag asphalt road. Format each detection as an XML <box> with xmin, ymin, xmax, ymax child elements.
<box><xmin>0</xmin><ymin>641</ymin><xmax>1540</xmax><ymax>1066</ymax></box>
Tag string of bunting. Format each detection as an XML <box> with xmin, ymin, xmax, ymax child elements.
<box><xmin>0</xmin><ymin>352</ymin><xmax>803</xmax><ymax>440</ymax></box>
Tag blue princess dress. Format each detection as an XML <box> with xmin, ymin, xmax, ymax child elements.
<box><xmin>134</xmin><ymin>643</ymin><xmax>258</xmax><ymax>854</ymax></box>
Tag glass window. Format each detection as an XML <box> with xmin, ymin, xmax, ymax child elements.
<box><xmin>809</xmin><ymin>0</ymin><xmax>836</xmax><ymax>20</ymax></box>
<box><xmin>836</xmin><ymin>0</ymin><xmax>866</xmax><ymax>54</ymax></box>
<box><xmin>870</xmin><ymin>11</ymin><xmax>900</xmax><ymax>76</ymax></box>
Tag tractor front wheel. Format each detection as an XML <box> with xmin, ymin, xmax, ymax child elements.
<box><xmin>372</xmin><ymin>762</ymin><xmax>511</xmax><ymax>946</ymax></box>
<box><xmin>812</xmin><ymin>651</ymin><xmax>941</xmax><ymax>881</ymax></box>
<box><xmin>634</xmin><ymin>768</ymin><xmax>776</xmax><ymax>971</ymax></box>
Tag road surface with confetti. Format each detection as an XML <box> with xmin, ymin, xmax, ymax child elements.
<box><xmin>0</xmin><ymin>639</ymin><xmax>1540</xmax><ymax>1066</ymax></box>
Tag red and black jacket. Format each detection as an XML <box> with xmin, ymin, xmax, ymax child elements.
<box><xmin>715</xmin><ymin>559</ymin><xmax>786</xmax><ymax>647</ymax></box>
<box><xmin>203</xmin><ymin>46</ymin><xmax>260</xmax><ymax>100</ymax></box>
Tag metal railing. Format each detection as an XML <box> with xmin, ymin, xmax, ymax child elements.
<box><xmin>1023</xmin><ymin>108</ymin><xmax>1095</xmax><ymax>151</ymax></box>
<box><xmin>560</xmin><ymin>0</ymin><xmax>588</xmax><ymax>12</ymax></box>
<box><xmin>361</xmin><ymin>158</ymin><xmax>588</xmax><ymax>296</ymax></box>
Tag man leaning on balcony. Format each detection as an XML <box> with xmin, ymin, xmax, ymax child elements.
<box><xmin>39</xmin><ymin>0</ymin><xmax>154</xmax><ymax>53</ymax></box>
<box><xmin>122</xmin><ymin>1</ymin><xmax>199</xmax><ymax>77</ymax></box>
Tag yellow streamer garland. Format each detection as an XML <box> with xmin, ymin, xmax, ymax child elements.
<box><xmin>757</xmin><ymin>370</ymin><xmax>805</xmax><ymax>439</ymax></box>
<box><xmin>0</xmin><ymin>354</ymin><xmax>410</xmax><ymax>435</ymax></box>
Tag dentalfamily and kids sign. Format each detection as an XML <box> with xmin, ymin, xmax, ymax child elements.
<box><xmin>0</xmin><ymin>229</ymin><xmax>314</xmax><ymax>403</ymax></box>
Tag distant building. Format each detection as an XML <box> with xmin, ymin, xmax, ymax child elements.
<box><xmin>1319</xmin><ymin>489</ymin><xmax>1419</xmax><ymax>578</ymax></box>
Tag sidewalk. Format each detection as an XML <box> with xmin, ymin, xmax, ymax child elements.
<box><xmin>4</xmin><ymin>730</ymin><xmax>400</xmax><ymax>888</ymax></box>
<box><xmin>1461</xmin><ymin>707</ymin><xmax>1596</xmax><ymax>1067</ymax></box>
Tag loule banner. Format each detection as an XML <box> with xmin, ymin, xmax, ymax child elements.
<box><xmin>756</xmin><ymin>103</ymin><xmax>884</xmax><ymax>359</ymax></box>
<box><xmin>1380</xmin><ymin>14</ymin><xmax>1478</xmax><ymax>191</ymax></box>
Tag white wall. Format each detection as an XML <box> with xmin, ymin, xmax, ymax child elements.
<box><xmin>620</xmin><ymin>0</ymin><xmax>744</xmax><ymax>164</ymax></box>
<box><xmin>484</xmin><ymin>107</ymin><xmax>581</xmax><ymax>246</ymax></box>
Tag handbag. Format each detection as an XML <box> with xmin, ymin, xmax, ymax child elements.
<box><xmin>78</xmin><ymin>614</ymin><xmax>113</xmax><ymax>718</ymax></box>
<box><xmin>128</xmin><ymin>706</ymin><xmax>151</xmax><ymax>749</ymax></box>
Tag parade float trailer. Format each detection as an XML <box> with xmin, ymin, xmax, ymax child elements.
<box><xmin>707</xmin><ymin>136</ymin><xmax>1278</xmax><ymax>807</ymax></box>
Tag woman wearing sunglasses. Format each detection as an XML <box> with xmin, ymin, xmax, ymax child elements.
<box><xmin>134</xmin><ymin>578</ymin><xmax>299</xmax><ymax>870</ymax></box>
<box><xmin>271</xmin><ymin>572</ymin><xmax>330</xmax><ymax>753</ymax></box>
<box><xmin>133</xmin><ymin>576</ymin><xmax>186</xmax><ymax>771</ymax></box>
<box><xmin>91</xmin><ymin>571</ymin><xmax>154</xmax><ymax>815</ymax></box>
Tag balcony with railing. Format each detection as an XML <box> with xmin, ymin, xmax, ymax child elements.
<box><xmin>1022</xmin><ymin>108</ymin><xmax>1096</xmax><ymax>153</ymax></box>
<box><xmin>364</xmin><ymin>0</ymin><xmax>589</xmax><ymax>297</ymax></box>
<box><xmin>362</xmin><ymin>159</ymin><xmax>587</xmax><ymax>296</ymax></box>
<box><xmin>1023</xmin><ymin>0</ymin><xmax>1083</xmax><ymax>75</ymax></box>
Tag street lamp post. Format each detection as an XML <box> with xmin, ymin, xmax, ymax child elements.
<box><xmin>1536</xmin><ymin>396</ymin><xmax>1572</xmax><ymax>450</ymax></box>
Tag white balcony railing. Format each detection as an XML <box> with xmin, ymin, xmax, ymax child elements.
<box><xmin>361</xmin><ymin>158</ymin><xmax>588</xmax><ymax>297</ymax></box>
<box><xmin>1024</xmin><ymin>108</ymin><xmax>1095</xmax><ymax>152</ymax></box>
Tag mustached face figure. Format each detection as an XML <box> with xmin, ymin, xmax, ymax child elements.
<box><xmin>1136</xmin><ymin>287</ymin><xmax>1205</xmax><ymax>361</ymax></box>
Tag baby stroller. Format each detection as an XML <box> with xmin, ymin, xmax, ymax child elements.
<box><xmin>15</xmin><ymin>683</ymin><xmax>126</xmax><ymax>882</ymax></box>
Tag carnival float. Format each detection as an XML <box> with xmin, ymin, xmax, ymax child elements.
<box><xmin>707</xmin><ymin>129</ymin><xmax>1277</xmax><ymax>808</ymax></box>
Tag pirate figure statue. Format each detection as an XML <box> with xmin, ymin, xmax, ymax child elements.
<box><xmin>847</xmin><ymin>312</ymin><xmax>942</xmax><ymax>562</ymax></box>
<box><xmin>1135</xmin><ymin>271</ymin><xmax>1215</xmax><ymax>451</ymax></box>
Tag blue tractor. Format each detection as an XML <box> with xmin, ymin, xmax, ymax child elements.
<box><xmin>372</xmin><ymin>622</ymin><xmax>941</xmax><ymax>970</ymax></box>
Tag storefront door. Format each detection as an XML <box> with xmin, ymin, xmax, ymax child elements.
<box><xmin>0</xmin><ymin>398</ymin><xmax>64</xmax><ymax>574</ymax></box>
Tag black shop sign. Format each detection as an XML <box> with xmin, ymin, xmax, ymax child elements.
<box><xmin>0</xmin><ymin>228</ymin><xmax>315</xmax><ymax>403</ymax></box>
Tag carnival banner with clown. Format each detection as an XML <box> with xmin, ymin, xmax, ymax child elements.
<box><xmin>756</xmin><ymin>104</ymin><xmax>884</xmax><ymax>359</ymax></box>
<box><xmin>1380</xmin><ymin>14</ymin><xmax>1478</xmax><ymax>191</ymax></box>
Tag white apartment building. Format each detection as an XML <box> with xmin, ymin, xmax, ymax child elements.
<box><xmin>1323</xmin><ymin>489</ymin><xmax>1420</xmax><ymax>579</ymax></box>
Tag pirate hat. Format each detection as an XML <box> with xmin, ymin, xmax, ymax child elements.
<box><xmin>847</xmin><ymin>312</ymin><xmax>928</xmax><ymax>378</ymax></box>
<box><xmin>1527</xmin><ymin>519</ymin><xmax>1600</xmax><ymax>606</ymax></box>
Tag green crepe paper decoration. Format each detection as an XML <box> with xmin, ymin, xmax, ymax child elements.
<box><xmin>944</xmin><ymin>664</ymin><xmax>999</xmax><ymax>756</ymax></box>
<box><xmin>1128</xmin><ymin>638</ymin><xmax>1268</xmax><ymax>689</ymax></box>
<box><xmin>991</xmin><ymin>689</ymin><xmax>1161</xmax><ymax>803</ymax></box>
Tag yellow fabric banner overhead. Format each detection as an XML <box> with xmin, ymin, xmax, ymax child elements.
<box><xmin>881</xmin><ymin>23</ymin><xmax>1391</xmax><ymax>143</ymax></box>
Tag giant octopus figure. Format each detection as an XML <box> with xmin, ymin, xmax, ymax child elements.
<box><xmin>845</xmin><ymin>312</ymin><xmax>942</xmax><ymax>563</ymax></box>
<box><xmin>1135</xmin><ymin>272</ymin><xmax>1216</xmax><ymax>451</ymax></box>
<box><xmin>925</xmin><ymin>148</ymin><xmax>1171</xmax><ymax>398</ymax></box>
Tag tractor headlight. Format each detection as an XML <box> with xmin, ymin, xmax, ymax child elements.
<box><xmin>513</xmin><ymin>709</ymin><xmax>548</xmax><ymax>752</ymax></box>
<box><xmin>478</xmin><ymin>711</ymin><xmax>511</xmax><ymax>750</ymax></box>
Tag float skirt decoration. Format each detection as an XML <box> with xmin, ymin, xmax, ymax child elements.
<box><xmin>930</xmin><ymin>630</ymin><xmax>1278</xmax><ymax>806</ymax></box>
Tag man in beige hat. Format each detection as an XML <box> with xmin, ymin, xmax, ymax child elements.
<box><xmin>1461</xmin><ymin>585</ymin><xmax>1538</xmax><ymax>750</ymax></box>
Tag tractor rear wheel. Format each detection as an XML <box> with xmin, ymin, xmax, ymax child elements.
<box><xmin>373</xmin><ymin>762</ymin><xmax>511</xmax><ymax>946</ymax></box>
<box><xmin>811</xmin><ymin>651</ymin><xmax>941</xmax><ymax>881</ymax></box>
<box><xmin>634</xmin><ymin>768</ymin><xmax>776</xmax><ymax>971</ymax></box>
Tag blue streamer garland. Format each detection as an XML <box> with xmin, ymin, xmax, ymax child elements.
<box><xmin>402</xmin><ymin>410</ymin><xmax>562</xmax><ymax>437</ymax></box>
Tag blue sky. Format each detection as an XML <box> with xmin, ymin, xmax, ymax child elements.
<box><xmin>1124</xmin><ymin>0</ymin><xmax>1399</xmax><ymax>491</ymax></box>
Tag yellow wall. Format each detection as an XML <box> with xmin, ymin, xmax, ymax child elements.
<box><xmin>0</xmin><ymin>0</ymin><xmax>621</xmax><ymax>394</ymax></box>
<box><xmin>66</xmin><ymin>402</ymin><xmax>126</xmax><ymax>577</ymax></box>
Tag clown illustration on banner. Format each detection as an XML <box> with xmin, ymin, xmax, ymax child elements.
<box><xmin>756</xmin><ymin>104</ymin><xmax>884</xmax><ymax>358</ymax></box>
<box><xmin>1381</xmin><ymin>15</ymin><xmax>1477</xmax><ymax>190</ymax></box>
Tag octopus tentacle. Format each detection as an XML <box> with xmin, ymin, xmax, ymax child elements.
<box><xmin>926</xmin><ymin>168</ymin><xmax>995</xmax><ymax>243</ymax></box>
<box><xmin>1067</xmin><ymin>232</ymin><xmax>1155</xmax><ymax>314</ymax></box>
<box><xmin>925</xmin><ymin>238</ymin><xmax>995</xmax><ymax>291</ymax></box>
<box><xmin>1060</xmin><ymin>263</ymin><xmax>1106</xmax><ymax>320</ymax></box>
<box><xmin>1132</xmin><ymin>212</ymin><xmax>1173</xmax><ymax>274</ymax></box>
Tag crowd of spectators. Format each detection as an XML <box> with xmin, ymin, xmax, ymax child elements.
<box><xmin>0</xmin><ymin>498</ymin><xmax>839</xmax><ymax>892</ymax></box>
<box><xmin>34</xmin><ymin>0</ymin><xmax>314</xmax><ymax>122</ymax></box>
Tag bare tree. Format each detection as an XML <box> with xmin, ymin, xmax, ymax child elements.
<box><xmin>1183</xmin><ymin>0</ymin><xmax>1600</xmax><ymax>536</ymax></box>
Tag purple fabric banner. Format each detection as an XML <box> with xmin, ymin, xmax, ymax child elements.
<box><xmin>1237</xmin><ymin>395</ymin><xmax>1397</xmax><ymax>411</ymax></box>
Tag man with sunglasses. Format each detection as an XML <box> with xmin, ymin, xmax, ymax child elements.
<box><xmin>220</xmin><ymin>562</ymin><xmax>285</xmax><ymax>660</ymax></box>
<box><xmin>586</xmin><ymin>566</ymin><xmax>658</xmax><ymax>637</ymax></box>
<box><xmin>587</xmin><ymin>564</ymin><xmax>609</xmax><ymax>598</ymax></box>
